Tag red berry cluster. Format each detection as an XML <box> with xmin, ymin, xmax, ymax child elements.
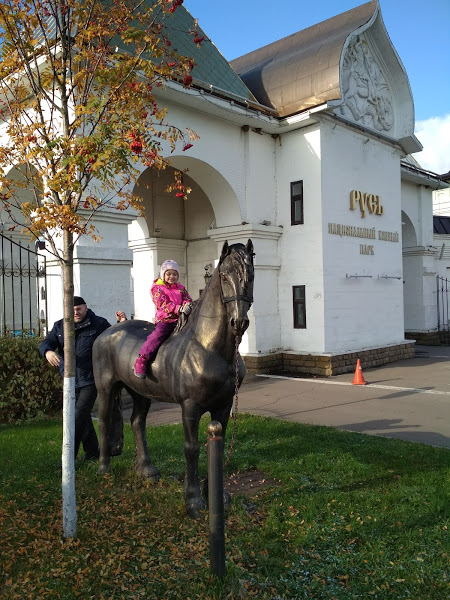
<box><xmin>144</xmin><ymin>150</ymin><xmax>158</xmax><ymax>166</ymax></box>
<box><xmin>168</xmin><ymin>0</ymin><xmax>183</xmax><ymax>13</ymax></box>
<box><xmin>131</xmin><ymin>140</ymin><xmax>143</xmax><ymax>154</ymax></box>
<box><xmin>175</xmin><ymin>178</ymin><xmax>186</xmax><ymax>197</ymax></box>
<box><xmin>192</xmin><ymin>32</ymin><xmax>205</xmax><ymax>45</ymax></box>
<box><xmin>130</xmin><ymin>132</ymin><xmax>143</xmax><ymax>154</ymax></box>
<box><xmin>149</xmin><ymin>101</ymin><xmax>159</xmax><ymax>116</ymax></box>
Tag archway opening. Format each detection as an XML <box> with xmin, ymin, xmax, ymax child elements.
<box><xmin>129</xmin><ymin>159</ymin><xmax>242</xmax><ymax>318</ymax></box>
<box><xmin>402</xmin><ymin>210</ymin><xmax>421</xmax><ymax>333</ymax></box>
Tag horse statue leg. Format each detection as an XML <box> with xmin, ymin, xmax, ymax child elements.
<box><xmin>126</xmin><ymin>387</ymin><xmax>159</xmax><ymax>481</ymax></box>
<box><xmin>109</xmin><ymin>387</ymin><xmax>124</xmax><ymax>457</ymax></box>
<box><xmin>97</xmin><ymin>382</ymin><xmax>115</xmax><ymax>475</ymax></box>
<box><xmin>181</xmin><ymin>399</ymin><xmax>207</xmax><ymax>519</ymax></box>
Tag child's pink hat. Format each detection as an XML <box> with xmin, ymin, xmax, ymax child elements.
<box><xmin>160</xmin><ymin>259</ymin><xmax>179</xmax><ymax>279</ymax></box>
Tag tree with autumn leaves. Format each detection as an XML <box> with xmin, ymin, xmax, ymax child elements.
<box><xmin>0</xmin><ymin>0</ymin><xmax>202</xmax><ymax>537</ymax></box>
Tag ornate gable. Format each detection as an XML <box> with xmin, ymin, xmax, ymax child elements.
<box><xmin>231</xmin><ymin>1</ymin><xmax>420</xmax><ymax>153</ymax></box>
<box><xmin>329</xmin><ymin>5</ymin><xmax>419</xmax><ymax>152</ymax></box>
<box><xmin>339</xmin><ymin>34</ymin><xmax>394</xmax><ymax>133</ymax></box>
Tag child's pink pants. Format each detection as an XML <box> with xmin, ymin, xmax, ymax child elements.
<box><xmin>138</xmin><ymin>321</ymin><xmax>177</xmax><ymax>361</ymax></box>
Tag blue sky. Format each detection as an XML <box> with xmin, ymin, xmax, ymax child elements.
<box><xmin>185</xmin><ymin>0</ymin><xmax>450</xmax><ymax>173</ymax></box>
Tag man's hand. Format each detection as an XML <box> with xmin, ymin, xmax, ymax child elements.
<box><xmin>180</xmin><ymin>303</ymin><xmax>193</xmax><ymax>316</ymax></box>
<box><xmin>45</xmin><ymin>350</ymin><xmax>60</xmax><ymax>367</ymax></box>
<box><xmin>116</xmin><ymin>310</ymin><xmax>127</xmax><ymax>322</ymax></box>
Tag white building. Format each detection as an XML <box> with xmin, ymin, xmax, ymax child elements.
<box><xmin>432</xmin><ymin>171</ymin><xmax>450</xmax><ymax>276</ymax></box>
<box><xmin>3</xmin><ymin>0</ymin><xmax>449</xmax><ymax>374</ymax></box>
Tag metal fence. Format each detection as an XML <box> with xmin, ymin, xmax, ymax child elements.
<box><xmin>0</xmin><ymin>233</ymin><xmax>47</xmax><ymax>337</ymax></box>
<box><xmin>436</xmin><ymin>275</ymin><xmax>450</xmax><ymax>344</ymax></box>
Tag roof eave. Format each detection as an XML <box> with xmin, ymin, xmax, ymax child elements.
<box><xmin>401</xmin><ymin>163</ymin><xmax>449</xmax><ymax>189</ymax></box>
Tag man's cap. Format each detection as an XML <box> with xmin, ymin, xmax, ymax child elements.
<box><xmin>73</xmin><ymin>296</ymin><xmax>86</xmax><ymax>306</ymax></box>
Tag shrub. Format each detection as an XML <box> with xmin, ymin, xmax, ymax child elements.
<box><xmin>0</xmin><ymin>337</ymin><xmax>62</xmax><ymax>423</ymax></box>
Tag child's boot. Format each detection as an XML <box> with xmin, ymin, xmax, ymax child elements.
<box><xmin>134</xmin><ymin>354</ymin><xmax>148</xmax><ymax>379</ymax></box>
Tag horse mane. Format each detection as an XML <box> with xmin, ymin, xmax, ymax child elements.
<box><xmin>227</xmin><ymin>243</ymin><xmax>254</xmax><ymax>283</ymax></box>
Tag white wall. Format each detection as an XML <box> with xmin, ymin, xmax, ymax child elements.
<box><xmin>276</xmin><ymin>123</ymin><xmax>325</xmax><ymax>352</ymax></box>
<box><xmin>155</xmin><ymin>100</ymin><xmax>248</xmax><ymax>228</ymax></box>
<box><xmin>321</xmin><ymin>120</ymin><xmax>404</xmax><ymax>352</ymax></box>
<box><xmin>40</xmin><ymin>209</ymin><xmax>135</xmax><ymax>327</ymax></box>
<box><xmin>243</xmin><ymin>129</ymin><xmax>277</xmax><ymax>225</ymax></box>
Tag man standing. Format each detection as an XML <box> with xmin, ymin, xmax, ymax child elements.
<box><xmin>39</xmin><ymin>296</ymin><xmax>127</xmax><ymax>460</ymax></box>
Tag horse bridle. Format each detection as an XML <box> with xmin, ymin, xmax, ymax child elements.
<box><xmin>218</xmin><ymin>252</ymin><xmax>254</xmax><ymax>306</ymax></box>
<box><xmin>222</xmin><ymin>293</ymin><xmax>253</xmax><ymax>305</ymax></box>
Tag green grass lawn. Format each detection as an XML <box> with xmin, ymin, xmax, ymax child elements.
<box><xmin>0</xmin><ymin>414</ymin><xmax>449</xmax><ymax>599</ymax></box>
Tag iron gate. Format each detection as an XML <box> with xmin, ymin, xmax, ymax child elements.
<box><xmin>0</xmin><ymin>232</ymin><xmax>47</xmax><ymax>337</ymax></box>
<box><xmin>436</xmin><ymin>275</ymin><xmax>450</xmax><ymax>344</ymax></box>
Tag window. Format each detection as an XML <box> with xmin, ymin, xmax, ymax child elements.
<box><xmin>293</xmin><ymin>285</ymin><xmax>306</xmax><ymax>329</ymax></box>
<box><xmin>290</xmin><ymin>180</ymin><xmax>303</xmax><ymax>225</ymax></box>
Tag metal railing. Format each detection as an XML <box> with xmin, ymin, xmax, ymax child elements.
<box><xmin>436</xmin><ymin>275</ymin><xmax>450</xmax><ymax>345</ymax></box>
<box><xmin>0</xmin><ymin>233</ymin><xmax>47</xmax><ymax>337</ymax></box>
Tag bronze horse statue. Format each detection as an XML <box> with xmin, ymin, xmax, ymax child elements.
<box><xmin>93</xmin><ymin>239</ymin><xmax>254</xmax><ymax>518</ymax></box>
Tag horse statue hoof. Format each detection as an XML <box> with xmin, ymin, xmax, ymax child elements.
<box><xmin>136</xmin><ymin>462</ymin><xmax>159</xmax><ymax>481</ymax></box>
<box><xmin>98</xmin><ymin>462</ymin><xmax>109</xmax><ymax>476</ymax></box>
<box><xmin>186</xmin><ymin>497</ymin><xmax>206</xmax><ymax>519</ymax></box>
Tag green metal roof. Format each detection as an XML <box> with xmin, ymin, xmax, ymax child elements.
<box><xmin>158</xmin><ymin>4</ymin><xmax>255</xmax><ymax>101</ymax></box>
<box><xmin>33</xmin><ymin>2</ymin><xmax>255</xmax><ymax>103</ymax></box>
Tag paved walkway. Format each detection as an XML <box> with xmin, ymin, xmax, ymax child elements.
<box><xmin>121</xmin><ymin>345</ymin><xmax>450</xmax><ymax>449</ymax></box>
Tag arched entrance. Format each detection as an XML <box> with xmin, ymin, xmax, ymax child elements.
<box><xmin>128</xmin><ymin>159</ymin><xmax>242</xmax><ymax>320</ymax></box>
<box><xmin>402</xmin><ymin>210</ymin><xmax>437</xmax><ymax>333</ymax></box>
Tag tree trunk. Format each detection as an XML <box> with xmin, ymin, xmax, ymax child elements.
<box><xmin>61</xmin><ymin>230</ymin><xmax>77</xmax><ymax>538</ymax></box>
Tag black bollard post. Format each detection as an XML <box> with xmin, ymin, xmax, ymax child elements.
<box><xmin>207</xmin><ymin>420</ymin><xmax>226</xmax><ymax>578</ymax></box>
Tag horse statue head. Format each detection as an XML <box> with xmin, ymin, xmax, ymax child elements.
<box><xmin>217</xmin><ymin>239</ymin><xmax>254</xmax><ymax>339</ymax></box>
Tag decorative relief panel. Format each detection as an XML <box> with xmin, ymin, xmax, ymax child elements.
<box><xmin>340</xmin><ymin>35</ymin><xmax>393</xmax><ymax>132</ymax></box>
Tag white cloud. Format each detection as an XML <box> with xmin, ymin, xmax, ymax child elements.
<box><xmin>413</xmin><ymin>114</ymin><xmax>450</xmax><ymax>175</ymax></box>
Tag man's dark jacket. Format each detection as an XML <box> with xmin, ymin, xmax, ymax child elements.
<box><xmin>39</xmin><ymin>309</ymin><xmax>110</xmax><ymax>388</ymax></box>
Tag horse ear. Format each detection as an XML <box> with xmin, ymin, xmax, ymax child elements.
<box><xmin>219</xmin><ymin>241</ymin><xmax>229</xmax><ymax>264</ymax></box>
<box><xmin>246</xmin><ymin>239</ymin><xmax>254</xmax><ymax>256</ymax></box>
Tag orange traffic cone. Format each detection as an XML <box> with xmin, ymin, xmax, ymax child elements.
<box><xmin>352</xmin><ymin>359</ymin><xmax>367</xmax><ymax>385</ymax></box>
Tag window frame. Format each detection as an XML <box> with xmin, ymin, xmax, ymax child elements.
<box><xmin>292</xmin><ymin>285</ymin><xmax>306</xmax><ymax>329</ymax></box>
<box><xmin>290</xmin><ymin>180</ymin><xmax>304</xmax><ymax>225</ymax></box>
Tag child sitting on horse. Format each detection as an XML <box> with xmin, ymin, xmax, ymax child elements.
<box><xmin>134</xmin><ymin>259</ymin><xmax>193</xmax><ymax>379</ymax></box>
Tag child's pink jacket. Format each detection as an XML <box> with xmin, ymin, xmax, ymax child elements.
<box><xmin>151</xmin><ymin>278</ymin><xmax>192</xmax><ymax>324</ymax></box>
